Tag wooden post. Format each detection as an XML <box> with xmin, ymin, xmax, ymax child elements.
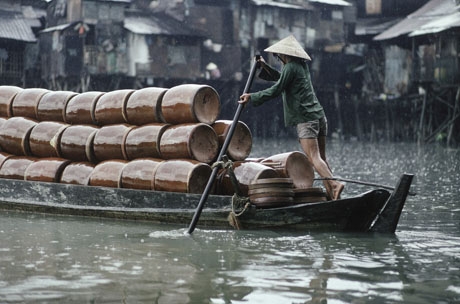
<box><xmin>417</xmin><ymin>86</ymin><xmax>427</xmax><ymax>145</ymax></box>
<box><xmin>447</xmin><ymin>86</ymin><xmax>460</xmax><ymax>146</ymax></box>
<box><xmin>385</xmin><ymin>99</ymin><xmax>391</xmax><ymax>141</ymax></box>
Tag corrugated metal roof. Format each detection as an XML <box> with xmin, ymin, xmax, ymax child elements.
<box><xmin>124</xmin><ymin>15</ymin><xmax>202</xmax><ymax>37</ymax></box>
<box><xmin>0</xmin><ymin>10</ymin><xmax>36</xmax><ymax>42</ymax></box>
<box><xmin>409</xmin><ymin>11</ymin><xmax>460</xmax><ymax>36</ymax></box>
<box><xmin>124</xmin><ymin>17</ymin><xmax>163</xmax><ymax>35</ymax></box>
<box><xmin>308</xmin><ymin>0</ymin><xmax>351</xmax><ymax>6</ymax></box>
<box><xmin>251</xmin><ymin>0</ymin><xmax>311</xmax><ymax>10</ymax></box>
<box><xmin>40</xmin><ymin>23</ymin><xmax>73</xmax><ymax>33</ymax></box>
<box><xmin>374</xmin><ymin>0</ymin><xmax>456</xmax><ymax>41</ymax></box>
<box><xmin>355</xmin><ymin>17</ymin><xmax>402</xmax><ymax>36</ymax></box>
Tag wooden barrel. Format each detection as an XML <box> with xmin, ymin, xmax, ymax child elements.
<box><xmin>161</xmin><ymin>84</ymin><xmax>220</xmax><ymax>124</ymax></box>
<box><xmin>125</xmin><ymin>87</ymin><xmax>167</xmax><ymax>125</ymax></box>
<box><xmin>0</xmin><ymin>152</ymin><xmax>13</xmax><ymax>169</ymax></box>
<box><xmin>94</xmin><ymin>89</ymin><xmax>134</xmax><ymax>125</ymax></box>
<box><xmin>24</xmin><ymin>157</ymin><xmax>71</xmax><ymax>183</ymax></box>
<box><xmin>121</xmin><ymin>158</ymin><xmax>163</xmax><ymax>190</ymax></box>
<box><xmin>0</xmin><ymin>119</ymin><xmax>6</xmax><ymax>152</ymax></box>
<box><xmin>124</xmin><ymin>123</ymin><xmax>169</xmax><ymax>160</ymax></box>
<box><xmin>0</xmin><ymin>117</ymin><xmax>7</xmax><ymax>131</ymax></box>
<box><xmin>293</xmin><ymin>187</ymin><xmax>327</xmax><ymax>204</ymax></box>
<box><xmin>0</xmin><ymin>117</ymin><xmax>38</xmax><ymax>156</ymax></box>
<box><xmin>261</xmin><ymin>151</ymin><xmax>314</xmax><ymax>189</ymax></box>
<box><xmin>248</xmin><ymin>178</ymin><xmax>295</xmax><ymax>208</ymax></box>
<box><xmin>89</xmin><ymin>160</ymin><xmax>127</xmax><ymax>188</ymax></box>
<box><xmin>0</xmin><ymin>85</ymin><xmax>22</xmax><ymax>117</ymax></box>
<box><xmin>11</xmin><ymin>88</ymin><xmax>49</xmax><ymax>119</ymax></box>
<box><xmin>0</xmin><ymin>156</ymin><xmax>36</xmax><ymax>180</ymax></box>
<box><xmin>159</xmin><ymin>123</ymin><xmax>219</xmax><ymax>163</ymax></box>
<box><xmin>93</xmin><ymin>124</ymin><xmax>133</xmax><ymax>162</ymax></box>
<box><xmin>212</xmin><ymin>120</ymin><xmax>252</xmax><ymax>161</ymax></box>
<box><xmin>218</xmin><ymin>161</ymin><xmax>279</xmax><ymax>196</ymax></box>
<box><xmin>65</xmin><ymin>91</ymin><xmax>104</xmax><ymax>124</ymax></box>
<box><xmin>60</xmin><ymin>125</ymin><xmax>99</xmax><ymax>162</ymax></box>
<box><xmin>153</xmin><ymin>159</ymin><xmax>212</xmax><ymax>193</ymax></box>
<box><xmin>60</xmin><ymin>162</ymin><xmax>95</xmax><ymax>185</ymax></box>
<box><xmin>37</xmin><ymin>91</ymin><xmax>78</xmax><ymax>122</ymax></box>
<box><xmin>29</xmin><ymin>121</ymin><xmax>69</xmax><ymax>158</ymax></box>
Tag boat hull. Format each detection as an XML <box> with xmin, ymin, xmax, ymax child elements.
<box><xmin>0</xmin><ymin>174</ymin><xmax>413</xmax><ymax>233</ymax></box>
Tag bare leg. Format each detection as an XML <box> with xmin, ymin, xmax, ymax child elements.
<box><xmin>302</xmin><ymin>157</ymin><xmax>315</xmax><ymax>188</ymax></box>
<box><xmin>317</xmin><ymin>136</ymin><xmax>332</xmax><ymax>193</ymax></box>
<box><xmin>299</xmin><ymin>138</ymin><xmax>344</xmax><ymax>200</ymax></box>
<box><xmin>318</xmin><ymin>136</ymin><xmax>331</xmax><ymax>171</ymax></box>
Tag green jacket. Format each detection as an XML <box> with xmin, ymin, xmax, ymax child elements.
<box><xmin>250</xmin><ymin>60</ymin><xmax>325</xmax><ymax>127</ymax></box>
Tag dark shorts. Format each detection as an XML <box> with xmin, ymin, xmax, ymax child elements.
<box><xmin>296</xmin><ymin>117</ymin><xmax>328</xmax><ymax>139</ymax></box>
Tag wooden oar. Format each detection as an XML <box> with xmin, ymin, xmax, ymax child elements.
<box><xmin>187</xmin><ymin>55</ymin><xmax>260</xmax><ymax>234</ymax></box>
<box><xmin>315</xmin><ymin>177</ymin><xmax>416</xmax><ymax>196</ymax></box>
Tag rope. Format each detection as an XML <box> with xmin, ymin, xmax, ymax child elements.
<box><xmin>212</xmin><ymin>156</ymin><xmax>251</xmax><ymax>229</ymax></box>
<box><xmin>212</xmin><ymin>156</ymin><xmax>243</xmax><ymax>196</ymax></box>
<box><xmin>231</xmin><ymin>193</ymin><xmax>251</xmax><ymax>216</ymax></box>
<box><xmin>211</xmin><ymin>158</ymin><xmax>233</xmax><ymax>170</ymax></box>
<box><xmin>228</xmin><ymin>193</ymin><xmax>251</xmax><ymax>230</ymax></box>
<box><xmin>228</xmin><ymin>213</ymin><xmax>240</xmax><ymax>230</ymax></box>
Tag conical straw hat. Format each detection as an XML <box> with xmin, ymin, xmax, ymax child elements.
<box><xmin>264</xmin><ymin>35</ymin><xmax>311</xmax><ymax>60</ymax></box>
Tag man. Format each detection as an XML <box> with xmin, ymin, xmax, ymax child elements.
<box><xmin>239</xmin><ymin>35</ymin><xmax>344</xmax><ymax>200</ymax></box>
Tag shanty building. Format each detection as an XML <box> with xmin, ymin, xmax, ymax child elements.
<box><xmin>123</xmin><ymin>10</ymin><xmax>205</xmax><ymax>88</ymax></box>
<box><xmin>373</xmin><ymin>0</ymin><xmax>460</xmax><ymax>145</ymax></box>
<box><xmin>0</xmin><ymin>0</ymin><xmax>45</xmax><ymax>87</ymax></box>
<box><xmin>340</xmin><ymin>0</ymin><xmax>430</xmax><ymax>141</ymax></box>
<box><xmin>39</xmin><ymin>0</ymin><xmax>132</xmax><ymax>91</ymax></box>
<box><xmin>139</xmin><ymin>0</ymin><xmax>244</xmax><ymax>86</ymax></box>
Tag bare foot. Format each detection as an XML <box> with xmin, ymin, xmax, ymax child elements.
<box><xmin>332</xmin><ymin>183</ymin><xmax>344</xmax><ymax>200</ymax></box>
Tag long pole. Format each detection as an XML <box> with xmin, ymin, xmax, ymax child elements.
<box><xmin>187</xmin><ymin>56</ymin><xmax>260</xmax><ymax>234</ymax></box>
<box><xmin>316</xmin><ymin>177</ymin><xmax>416</xmax><ymax>196</ymax></box>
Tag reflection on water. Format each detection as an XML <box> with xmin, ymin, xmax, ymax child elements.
<box><xmin>0</xmin><ymin>140</ymin><xmax>459</xmax><ymax>303</ymax></box>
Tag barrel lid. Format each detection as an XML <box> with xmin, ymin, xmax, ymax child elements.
<box><xmin>250</xmin><ymin>178</ymin><xmax>293</xmax><ymax>185</ymax></box>
<box><xmin>248</xmin><ymin>187</ymin><xmax>294</xmax><ymax>196</ymax></box>
<box><xmin>248</xmin><ymin>178</ymin><xmax>294</xmax><ymax>193</ymax></box>
<box><xmin>250</xmin><ymin>196</ymin><xmax>294</xmax><ymax>208</ymax></box>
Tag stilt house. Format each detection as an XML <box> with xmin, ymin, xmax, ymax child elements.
<box><xmin>0</xmin><ymin>0</ymin><xmax>45</xmax><ymax>87</ymax></box>
<box><xmin>373</xmin><ymin>0</ymin><xmax>460</xmax><ymax>145</ymax></box>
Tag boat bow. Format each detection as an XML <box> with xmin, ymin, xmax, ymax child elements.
<box><xmin>368</xmin><ymin>173</ymin><xmax>414</xmax><ymax>233</ymax></box>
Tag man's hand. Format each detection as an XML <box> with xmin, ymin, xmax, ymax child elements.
<box><xmin>239</xmin><ymin>93</ymin><xmax>251</xmax><ymax>104</ymax></box>
<box><xmin>257</xmin><ymin>56</ymin><xmax>267</xmax><ymax>68</ymax></box>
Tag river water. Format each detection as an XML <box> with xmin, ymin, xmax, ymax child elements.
<box><xmin>0</xmin><ymin>139</ymin><xmax>459</xmax><ymax>303</ymax></box>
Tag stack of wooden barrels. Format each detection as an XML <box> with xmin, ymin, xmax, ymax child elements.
<box><xmin>0</xmin><ymin>85</ymin><xmax>326</xmax><ymax>206</ymax></box>
<box><xmin>245</xmin><ymin>152</ymin><xmax>327</xmax><ymax>206</ymax></box>
<box><xmin>0</xmin><ymin>84</ymin><xmax>254</xmax><ymax>194</ymax></box>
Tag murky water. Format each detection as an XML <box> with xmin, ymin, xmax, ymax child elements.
<box><xmin>0</xmin><ymin>139</ymin><xmax>459</xmax><ymax>303</ymax></box>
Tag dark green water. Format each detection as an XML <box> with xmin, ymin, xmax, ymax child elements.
<box><xmin>0</xmin><ymin>140</ymin><xmax>459</xmax><ymax>303</ymax></box>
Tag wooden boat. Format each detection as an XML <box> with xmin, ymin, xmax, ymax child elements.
<box><xmin>0</xmin><ymin>173</ymin><xmax>413</xmax><ymax>233</ymax></box>
<box><xmin>0</xmin><ymin>84</ymin><xmax>414</xmax><ymax>233</ymax></box>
